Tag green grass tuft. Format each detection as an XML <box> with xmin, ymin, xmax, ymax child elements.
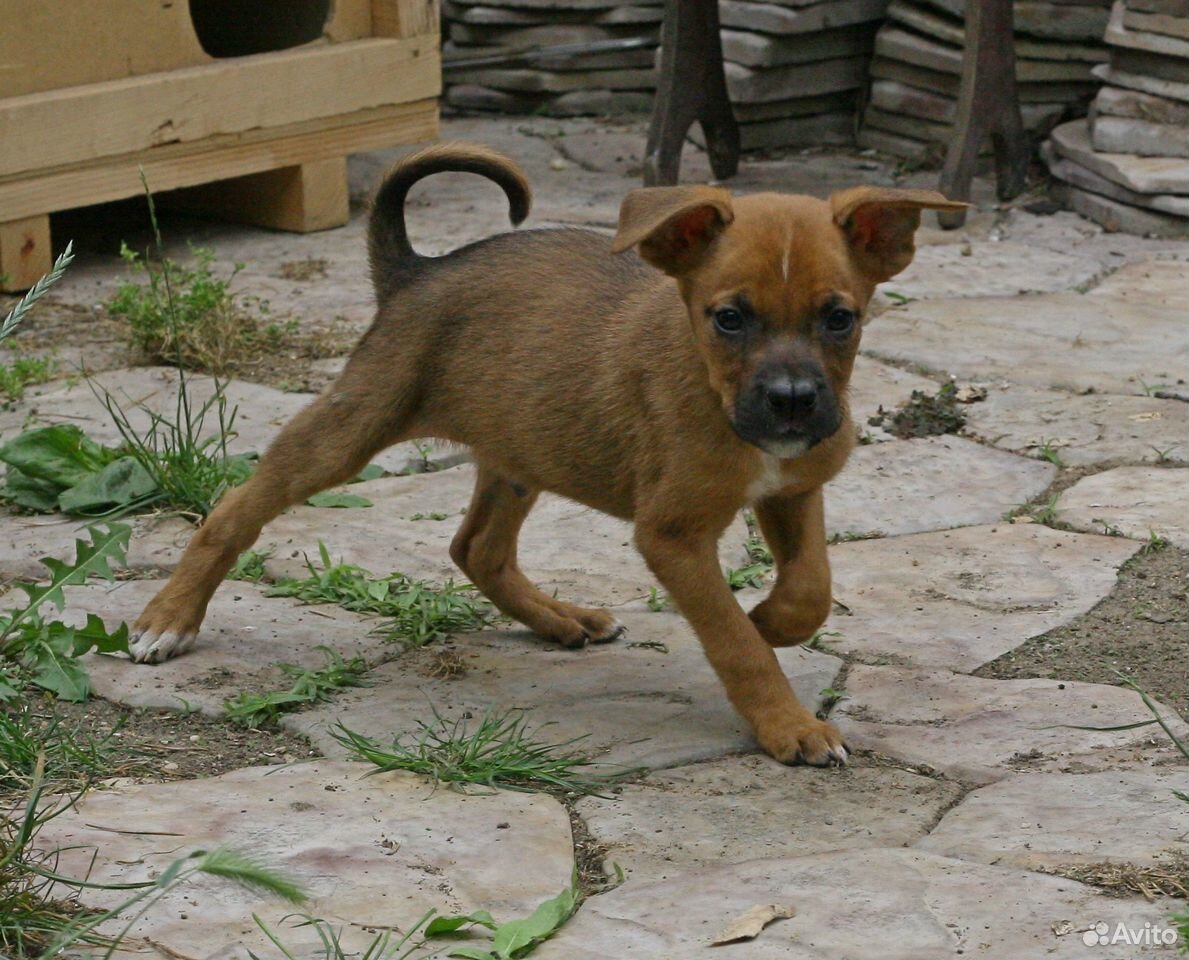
<box><xmin>265</xmin><ymin>543</ymin><xmax>489</xmax><ymax>647</ymax></box>
<box><xmin>333</xmin><ymin>708</ymin><xmax>642</xmax><ymax>796</ymax></box>
<box><xmin>224</xmin><ymin>647</ymin><xmax>371</xmax><ymax>729</ymax></box>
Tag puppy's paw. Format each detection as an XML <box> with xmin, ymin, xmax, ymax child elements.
<box><xmin>758</xmin><ymin>716</ymin><xmax>849</xmax><ymax>767</ymax></box>
<box><xmin>128</xmin><ymin>626</ymin><xmax>198</xmax><ymax>664</ymax></box>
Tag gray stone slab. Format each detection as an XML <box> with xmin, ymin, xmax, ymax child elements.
<box><xmin>837</xmin><ymin>665</ymin><xmax>1186</xmax><ymax>783</ymax></box>
<box><xmin>1092</xmin><ymin>114</ymin><xmax>1189</xmax><ymax>158</ymax></box>
<box><xmin>448</xmin><ymin>23</ymin><xmax>658</xmax><ymax>47</ymax></box>
<box><xmin>287</xmin><ymin>610</ymin><xmax>843</xmax><ymax>771</ymax></box>
<box><xmin>1107</xmin><ymin>0</ymin><xmax>1189</xmax><ymax>58</ymax></box>
<box><xmin>691</xmin><ymin>112</ymin><xmax>855</xmax><ymax>151</ymax></box>
<box><xmin>460</xmin><ymin>0</ymin><xmax>658</xmax><ymax>8</ymax></box>
<box><xmin>921</xmin><ymin>0</ymin><xmax>1112</xmax><ymax>40</ymax></box>
<box><xmin>0</xmin><ymin>512</ymin><xmax>191</xmax><ymax>580</ymax></box>
<box><xmin>856</xmin><ymin>125</ymin><xmax>936</xmax><ymax>162</ymax></box>
<box><xmin>825</xmin><ymin>524</ymin><xmax>1138</xmax><ymax>671</ymax></box>
<box><xmin>1128</xmin><ymin>0</ymin><xmax>1189</xmax><ymax>15</ymax></box>
<box><xmin>1056</xmin><ymin>465</ymin><xmax>1189</xmax><ymax>547</ymax></box>
<box><xmin>1124</xmin><ymin>7</ymin><xmax>1189</xmax><ymax>39</ymax></box>
<box><xmin>721</xmin><ymin>25</ymin><xmax>874</xmax><ymax>68</ymax></box>
<box><xmin>447</xmin><ymin>84</ymin><xmax>654</xmax><ymax>116</ymax></box>
<box><xmin>963</xmin><ymin>383</ymin><xmax>1189</xmax><ymax>464</ymax></box>
<box><xmin>258</xmin><ymin>465</ymin><xmax>749</xmax><ymax>610</ymax></box>
<box><xmin>443</xmin><ymin>1</ymin><xmax>663</xmax><ymax>25</ymax></box>
<box><xmin>448</xmin><ymin>67</ymin><xmax>655</xmax><ymax>93</ymax></box>
<box><xmin>718</xmin><ymin>0</ymin><xmax>887</xmax><ymax>35</ymax></box>
<box><xmin>61</xmin><ymin>579</ymin><xmax>388</xmax><ymax>714</ymax></box>
<box><xmin>1095</xmin><ymin>82</ymin><xmax>1189</xmax><ymax>123</ymax></box>
<box><xmin>877</xmin><ymin>26</ymin><xmax>1100</xmax><ymax>81</ymax></box>
<box><xmin>576</xmin><ymin>756</ymin><xmax>963</xmax><ymax>882</ymax></box>
<box><xmin>1051</xmin><ymin>113</ymin><xmax>1189</xmax><ymax>196</ymax></box>
<box><xmin>890</xmin><ymin>0</ymin><xmax>1108</xmax><ymax>60</ymax></box>
<box><xmin>1111</xmin><ymin>45</ymin><xmax>1189</xmax><ymax>84</ymax></box>
<box><xmin>918</xmin><ymin>771</ymin><xmax>1189</xmax><ymax>869</ymax></box>
<box><xmin>1043</xmin><ymin>140</ymin><xmax>1189</xmax><ymax>216</ymax></box>
<box><xmin>872</xmin><ymin>55</ymin><xmax>1099</xmax><ymax>102</ymax></box>
<box><xmin>0</xmin><ymin>367</ymin><xmax>459</xmax><ymax>476</ymax></box>
<box><xmin>725</xmin><ymin>56</ymin><xmax>869</xmax><ymax>104</ymax></box>
<box><xmin>1096</xmin><ymin>60</ymin><xmax>1189</xmax><ymax>102</ymax></box>
<box><xmin>732</xmin><ymin>91</ymin><xmax>856</xmax><ymax>122</ymax></box>
<box><xmin>865</xmin><ymin>286</ymin><xmax>1189</xmax><ymax>396</ymax></box>
<box><xmin>1089</xmin><ymin>255</ymin><xmax>1189</xmax><ymax>303</ymax></box>
<box><xmin>535</xmin><ymin>848</ymin><xmax>1177</xmax><ymax>959</ymax></box>
<box><xmin>36</xmin><ymin>761</ymin><xmax>574</xmax><ymax>959</ymax></box>
<box><xmin>847</xmin><ymin>356</ymin><xmax>940</xmax><ymax>431</ymax></box>
<box><xmin>827</xmin><ymin>439</ymin><xmax>1056</xmax><ymax>539</ymax></box>
<box><xmin>444</xmin><ymin>40</ymin><xmax>656</xmax><ymax>71</ymax></box>
<box><xmin>872</xmin><ymin>237</ymin><xmax>1105</xmax><ymax>302</ymax></box>
<box><xmin>1056</xmin><ymin>180</ymin><xmax>1189</xmax><ymax>237</ymax></box>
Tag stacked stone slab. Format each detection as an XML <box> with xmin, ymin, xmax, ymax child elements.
<box><xmin>858</xmin><ymin>0</ymin><xmax>1111</xmax><ymax>161</ymax></box>
<box><xmin>705</xmin><ymin>0</ymin><xmax>889</xmax><ymax>150</ymax></box>
<box><xmin>1044</xmin><ymin>0</ymin><xmax>1189</xmax><ymax>236</ymax></box>
<box><xmin>441</xmin><ymin>0</ymin><xmax>662</xmax><ymax>116</ymax></box>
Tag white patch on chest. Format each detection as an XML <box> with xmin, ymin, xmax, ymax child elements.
<box><xmin>746</xmin><ymin>449</ymin><xmax>805</xmax><ymax>503</ymax></box>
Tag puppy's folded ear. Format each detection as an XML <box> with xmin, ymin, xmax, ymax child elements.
<box><xmin>612</xmin><ymin>186</ymin><xmax>734</xmax><ymax>275</ymax></box>
<box><xmin>830</xmin><ymin>187</ymin><xmax>968</xmax><ymax>285</ymax></box>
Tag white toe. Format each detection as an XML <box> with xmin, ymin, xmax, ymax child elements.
<box><xmin>129</xmin><ymin>629</ymin><xmax>195</xmax><ymax>663</ymax></box>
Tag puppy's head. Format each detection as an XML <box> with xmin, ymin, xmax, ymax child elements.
<box><xmin>612</xmin><ymin>184</ymin><xmax>965</xmax><ymax>458</ymax></box>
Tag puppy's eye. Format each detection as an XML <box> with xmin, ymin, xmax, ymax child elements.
<box><xmin>824</xmin><ymin>307</ymin><xmax>856</xmax><ymax>336</ymax></box>
<box><xmin>713</xmin><ymin>307</ymin><xmax>745</xmax><ymax>336</ymax></box>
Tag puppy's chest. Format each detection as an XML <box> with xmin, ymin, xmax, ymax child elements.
<box><xmin>745</xmin><ymin>455</ymin><xmax>799</xmax><ymax>503</ymax></box>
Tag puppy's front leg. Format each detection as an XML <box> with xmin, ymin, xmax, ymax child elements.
<box><xmin>748</xmin><ymin>487</ymin><xmax>833</xmax><ymax>647</ymax></box>
<box><xmin>636</xmin><ymin>522</ymin><xmax>847</xmax><ymax>766</ymax></box>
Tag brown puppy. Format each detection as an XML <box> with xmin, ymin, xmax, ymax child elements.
<box><xmin>129</xmin><ymin>143</ymin><xmax>963</xmax><ymax>766</ymax></box>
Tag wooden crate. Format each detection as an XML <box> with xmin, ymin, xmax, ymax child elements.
<box><xmin>0</xmin><ymin>0</ymin><xmax>441</xmax><ymax>290</ymax></box>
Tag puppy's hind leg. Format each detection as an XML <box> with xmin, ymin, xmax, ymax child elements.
<box><xmin>130</xmin><ymin>379</ymin><xmax>417</xmax><ymax>663</ymax></box>
<box><xmin>449</xmin><ymin>465</ymin><xmax>624</xmax><ymax>649</ymax></box>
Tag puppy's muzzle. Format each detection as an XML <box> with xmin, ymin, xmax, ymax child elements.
<box><xmin>733</xmin><ymin>365</ymin><xmax>842</xmax><ymax>458</ymax></box>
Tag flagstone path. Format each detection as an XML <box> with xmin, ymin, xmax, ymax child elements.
<box><xmin>7</xmin><ymin>114</ymin><xmax>1186</xmax><ymax>958</ymax></box>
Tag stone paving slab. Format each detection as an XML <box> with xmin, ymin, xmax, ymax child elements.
<box><xmin>0</xmin><ymin>512</ymin><xmax>192</xmax><ymax>580</ymax></box>
<box><xmin>285</xmin><ymin>610</ymin><xmax>844</xmax><ymax>771</ymax></box>
<box><xmin>258</xmin><ymin>438</ymin><xmax>1052</xmax><ymax>609</ymax></box>
<box><xmin>826</xmin><ymin>438</ymin><xmax>1056</xmax><ymax>537</ymax></box>
<box><xmin>36</xmin><ymin>761</ymin><xmax>574</xmax><ymax>959</ymax></box>
<box><xmin>962</xmin><ymin>384</ymin><xmax>1188</xmax><ymax>465</ymax></box>
<box><xmin>869</xmin><ymin>239</ymin><xmax>1104</xmax><ymax>306</ymax></box>
<box><xmin>259</xmin><ymin>465</ymin><xmax>750</xmax><ymax>609</ymax></box>
<box><xmin>848</xmin><ymin>355</ymin><xmax>939</xmax><ymax>431</ymax></box>
<box><xmin>1056</xmin><ymin>465</ymin><xmax>1189</xmax><ymax>548</ymax></box>
<box><xmin>533</xmin><ymin>848</ymin><xmax>1175</xmax><ymax>959</ymax></box>
<box><xmin>575</xmin><ymin>756</ymin><xmax>963</xmax><ymax>882</ymax></box>
<box><xmin>1087</xmin><ymin>256</ymin><xmax>1189</xmax><ymax>308</ymax></box>
<box><xmin>864</xmin><ymin>285</ymin><xmax>1189</xmax><ymax>396</ymax></box>
<box><xmin>837</xmin><ymin>665</ymin><xmax>1184</xmax><ymax>784</ymax></box>
<box><xmin>61</xmin><ymin>579</ymin><xmax>388</xmax><ymax>715</ymax></box>
<box><xmin>918</xmin><ymin>771</ymin><xmax>1189</xmax><ymax>870</ymax></box>
<box><xmin>824</xmin><ymin>525</ymin><xmax>1139</xmax><ymax>672</ymax></box>
<box><xmin>0</xmin><ymin>366</ymin><xmax>463</xmax><ymax>476</ymax></box>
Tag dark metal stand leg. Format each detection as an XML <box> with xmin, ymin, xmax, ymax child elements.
<box><xmin>644</xmin><ymin>0</ymin><xmax>740</xmax><ymax>186</ymax></box>
<box><xmin>938</xmin><ymin>0</ymin><xmax>1030</xmax><ymax>228</ymax></box>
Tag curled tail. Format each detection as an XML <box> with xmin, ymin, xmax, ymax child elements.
<box><xmin>368</xmin><ymin>142</ymin><xmax>532</xmax><ymax>302</ymax></box>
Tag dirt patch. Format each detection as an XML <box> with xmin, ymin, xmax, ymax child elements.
<box><xmin>2</xmin><ymin>295</ymin><xmax>354</xmax><ymax>395</ymax></box>
<box><xmin>276</xmin><ymin>259</ymin><xmax>329</xmax><ymax>282</ymax></box>
<box><xmin>867</xmin><ymin>382</ymin><xmax>966</xmax><ymax>439</ymax></box>
<box><xmin>5</xmin><ymin>688</ymin><xmax>318</xmax><ymax>800</ymax></box>
<box><xmin>1042</xmin><ymin>852</ymin><xmax>1189</xmax><ymax>900</ymax></box>
<box><xmin>976</xmin><ymin>546</ymin><xmax>1189</xmax><ymax>715</ymax></box>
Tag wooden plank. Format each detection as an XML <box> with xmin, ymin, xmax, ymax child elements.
<box><xmin>0</xmin><ymin>37</ymin><xmax>440</xmax><ymax>179</ymax></box>
<box><xmin>374</xmin><ymin>0</ymin><xmax>441</xmax><ymax>38</ymax></box>
<box><xmin>0</xmin><ymin>99</ymin><xmax>438</xmax><ymax>223</ymax></box>
<box><xmin>0</xmin><ymin>215</ymin><xmax>51</xmax><ymax>292</ymax></box>
<box><xmin>163</xmin><ymin>157</ymin><xmax>351</xmax><ymax>233</ymax></box>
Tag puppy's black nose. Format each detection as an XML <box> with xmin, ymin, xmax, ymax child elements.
<box><xmin>764</xmin><ymin>377</ymin><xmax>818</xmax><ymax>419</ymax></box>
